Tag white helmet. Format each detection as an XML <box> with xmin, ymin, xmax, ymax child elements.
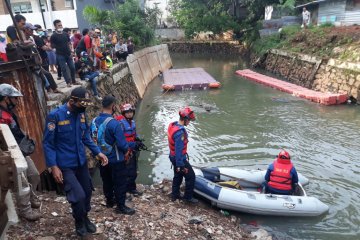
<box><xmin>0</xmin><ymin>84</ymin><xmax>23</xmax><ymax>97</ymax></box>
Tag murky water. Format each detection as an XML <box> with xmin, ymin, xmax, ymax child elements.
<box><xmin>133</xmin><ymin>53</ymin><xmax>360</xmax><ymax>239</ymax></box>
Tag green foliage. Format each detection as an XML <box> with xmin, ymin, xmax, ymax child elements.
<box><xmin>169</xmin><ymin>0</ymin><xmax>239</xmax><ymax>38</ymax></box>
<box><xmin>319</xmin><ymin>22</ymin><xmax>335</xmax><ymax>28</ymax></box>
<box><xmin>252</xmin><ymin>34</ymin><xmax>282</xmax><ymax>55</ymax></box>
<box><xmin>83</xmin><ymin>0</ymin><xmax>160</xmax><ymax>47</ymax></box>
<box><xmin>83</xmin><ymin>6</ymin><xmax>110</xmax><ymax>28</ymax></box>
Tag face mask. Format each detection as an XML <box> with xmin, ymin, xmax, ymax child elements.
<box><xmin>57</xmin><ymin>28</ymin><xmax>63</xmax><ymax>33</ymax></box>
<box><xmin>71</xmin><ymin>103</ymin><xmax>86</xmax><ymax>114</ymax></box>
<box><xmin>6</xmin><ymin>98</ymin><xmax>16</xmax><ymax>111</ymax></box>
<box><xmin>0</xmin><ymin>37</ymin><xmax>5</xmax><ymax>43</ymax></box>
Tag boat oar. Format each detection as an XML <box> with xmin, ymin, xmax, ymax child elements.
<box><xmin>192</xmin><ymin>165</ymin><xmax>261</xmax><ymax>187</ymax></box>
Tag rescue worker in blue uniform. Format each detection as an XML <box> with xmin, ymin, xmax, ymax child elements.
<box><xmin>116</xmin><ymin>103</ymin><xmax>143</xmax><ymax>196</ymax></box>
<box><xmin>168</xmin><ymin>107</ymin><xmax>198</xmax><ymax>203</ymax></box>
<box><xmin>264</xmin><ymin>150</ymin><xmax>299</xmax><ymax>195</ymax></box>
<box><xmin>94</xmin><ymin>96</ymin><xmax>136</xmax><ymax>215</ymax></box>
<box><xmin>42</xmin><ymin>87</ymin><xmax>108</xmax><ymax>237</ymax></box>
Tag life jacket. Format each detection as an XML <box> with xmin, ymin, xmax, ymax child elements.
<box><xmin>268</xmin><ymin>158</ymin><xmax>294</xmax><ymax>191</ymax></box>
<box><xmin>90</xmin><ymin>117</ymin><xmax>119</xmax><ymax>159</ymax></box>
<box><xmin>0</xmin><ymin>109</ymin><xmax>14</xmax><ymax>127</ymax></box>
<box><xmin>116</xmin><ymin>115</ymin><xmax>136</xmax><ymax>142</ymax></box>
<box><xmin>167</xmin><ymin>122</ymin><xmax>188</xmax><ymax>157</ymax></box>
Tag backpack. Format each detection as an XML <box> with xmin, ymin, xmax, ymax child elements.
<box><xmin>91</xmin><ymin>117</ymin><xmax>119</xmax><ymax>160</ymax></box>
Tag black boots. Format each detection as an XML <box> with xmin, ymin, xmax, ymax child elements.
<box><xmin>84</xmin><ymin>216</ymin><xmax>96</xmax><ymax>233</ymax></box>
<box><xmin>115</xmin><ymin>205</ymin><xmax>135</xmax><ymax>215</ymax></box>
<box><xmin>75</xmin><ymin>216</ymin><xmax>96</xmax><ymax>237</ymax></box>
<box><xmin>129</xmin><ymin>189</ymin><xmax>143</xmax><ymax>196</ymax></box>
<box><xmin>75</xmin><ymin>219</ymin><xmax>88</xmax><ymax>237</ymax></box>
<box><xmin>185</xmin><ymin>198</ymin><xmax>199</xmax><ymax>204</ymax></box>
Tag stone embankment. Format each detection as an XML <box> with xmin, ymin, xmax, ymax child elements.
<box><xmin>6</xmin><ymin>180</ymin><xmax>274</xmax><ymax>240</ymax></box>
<box><xmin>255</xmin><ymin>49</ymin><xmax>360</xmax><ymax>102</ymax></box>
<box><xmin>167</xmin><ymin>41</ymin><xmax>246</xmax><ymax>56</ymax></box>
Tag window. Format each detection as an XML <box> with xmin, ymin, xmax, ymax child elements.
<box><xmin>65</xmin><ymin>0</ymin><xmax>73</xmax><ymax>8</ymax></box>
<box><xmin>12</xmin><ymin>2</ymin><xmax>32</xmax><ymax>14</ymax></box>
<box><xmin>40</xmin><ymin>0</ymin><xmax>48</xmax><ymax>12</ymax></box>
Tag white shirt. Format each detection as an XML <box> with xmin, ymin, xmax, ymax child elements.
<box><xmin>115</xmin><ymin>43</ymin><xmax>128</xmax><ymax>53</ymax></box>
<box><xmin>303</xmin><ymin>10</ymin><xmax>310</xmax><ymax>22</ymax></box>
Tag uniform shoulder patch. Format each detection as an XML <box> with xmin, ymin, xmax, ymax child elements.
<box><xmin>181</xmin><ymin>134</ymin><xmax>185</xmax><ymax>141</ymax></box>
<box><xmin>47</xmin><ymin>122</ymin><xmax>56</xmax><ymax>131</ymax></box>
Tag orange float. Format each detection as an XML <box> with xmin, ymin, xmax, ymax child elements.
<box><xmin>208</xmin><ymin>82</ymin><xmax>221</xmax><ymax>88</ymax></box>
<box><xmin>162</xmin><ymin>84</ymin><xmax>175</xmax><ymax>91</ymax></box>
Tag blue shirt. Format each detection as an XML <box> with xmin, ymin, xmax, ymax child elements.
<box><xmin>169</xmin><ymin>122</ymin><xmax>187</xmax><ymax>167</ymax></box>
<box><xmin>94</xmin><ymin>113</ymin><xmax>132</xmax><ymax>163</ymax></box>
<box><xmin>43</xmin><ymin>104</ymin><xmax>100</xmax><ymax>169</ymax></box>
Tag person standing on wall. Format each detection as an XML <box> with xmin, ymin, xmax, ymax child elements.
<box><xmin>42</xmin><ymin>87</ymin><xmax>108</xmax><ymax>237</ymax></box>
<box><xmin>116</xmin><ymin>103</ymin><xmax>143</xmax><ymax>196</ymax></box>
<box><xmin>50</xmin><ymin>20</ymin><xmax>80</xmax><ymax>87</ymax></box>
<box><xmin>0</xmin><ymin>84</ymin><xmax>41</xmax><ymax>221</ymax></box>
<box><xmin>168</xmin><ymin>107</ymin><xmax>198</xmax><ymax>203</ymax></box>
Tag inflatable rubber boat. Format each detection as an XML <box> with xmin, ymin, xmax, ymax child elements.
<box><xmin>194</xmin><ymin>167</ymin><xmax>329</xmax><ymax>217</ymax></box>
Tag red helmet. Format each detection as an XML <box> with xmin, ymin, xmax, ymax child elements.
<box><xmin>120</xmin><ymin>103</ymin><xmax>135</xmax><ymax>114</ymax></box>
<box><xmin>278</xmin><ymin>150</ymin><xmax>291</xmax><ymax>160</ymax></box>
<box><xmin>179</xmin><ymin>107</ymin><xmax>195</xmax><ymax>121</ymax></box>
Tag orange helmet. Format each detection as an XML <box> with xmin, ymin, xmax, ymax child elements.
<box><xmin>179</xmin><ymin>107</ymin><xmax>195</xmax><ymax>121</ymax></box>
<box><xmin>120</xmin><ymin>103</ymin><xmax>135</xmax><ymax>115</ymax></box>
<box><xmin>278</xmin><ymin>150</ymin><xmax>291</xmax><ymax>160</ymax></box>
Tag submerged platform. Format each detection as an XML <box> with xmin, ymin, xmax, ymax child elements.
<box><xmin>236</xmin><ymin>69</ymin><xmax>348</xmax><ymax>105</ymax></box>
<box><xmin>162</xmin><ymin>68</ymin><xmax>221</xmax><ymax>91</ymax></box>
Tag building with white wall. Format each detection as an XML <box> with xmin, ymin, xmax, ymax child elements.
<box><xmin>0</xmin><ymin>0</ymin><xmax>79</xmax><ymax>31</ymax></box>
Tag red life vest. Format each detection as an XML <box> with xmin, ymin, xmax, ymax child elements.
<box><xmin>0</xmin><ymin>109</ymin><xmax>15</xmax><ymax>127</ymax></box>
<box><xmin>116</xmin><ymin>115</ymin><xmax>136</xmax><ymax>142</ymax></box>
<box><xmin>268</xmin><ymin>158</ymin><xmax>294</xmax><ymax>191</ymax></box>
<box><xmin>167</xmin><ymin>122</ymin><xmax>188</xmax><ymax>156</ymax></box>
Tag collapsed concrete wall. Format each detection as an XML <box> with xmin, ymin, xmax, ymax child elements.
<box><xmin>127</xmin><ymin>44</ymin><xmax>173</xmax><ymax>98</ymax></box>
<box><xmin>262</xmin><ymin>49</ymin><xmax>360</xmax><ymax>100</ymax></box>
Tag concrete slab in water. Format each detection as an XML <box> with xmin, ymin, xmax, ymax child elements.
<box><xmin>163</xmin><ymin>68</ymin><xmax>220</xmax><ymax>90</ymax></box>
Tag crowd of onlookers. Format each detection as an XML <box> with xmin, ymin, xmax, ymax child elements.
<box><xmin>0</xmin><ymin>14</ymin><xmax>136</xmax><ymax>100</ymax></box>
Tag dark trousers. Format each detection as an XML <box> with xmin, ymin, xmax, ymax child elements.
<box><xmin>56</xmin><ymin>54</ymin><xmax>75</xmax><ymax>84</ymax></box>
<box><xmin>115</xmin><ymin>51</ymin><xmax>128</xmax><ymax>61</ymax></box>
<box><xmin>265</xmin><ymin>183</ymin><xmax>293</xmax><ymax>195</ymax></box>
<box><xmin>42</xmin><ymin>63</ymin><xmax>58</xmax><ymax>90</ymax></box>
<box><xmin>57</xmin><ymin>61</ymin><xmax>62</xmax><ymax>78</ymax></box>
<box><xmin>100</xmin><ymin>161</ymin><xmax>127</xmax><ymax>207</ymax></box>
<box><xmin>61</xmin><ymin>164</ymin><xmax>92</xmax><ymax>221</ymax></box>
<box><xmin>126</xmin><ymin>151</ymin><xmax>139</xmax><ymax>192</ymax></box>
<box><xmin>170</xmin><ymin>160</ymin><xmax>195</xmax><ymax>200</ymax></box>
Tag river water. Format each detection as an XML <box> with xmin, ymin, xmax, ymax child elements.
<box><xmin>133</xmin><ymin>53</ymin><xmax>360</xmax><ymax>239</ymax></box>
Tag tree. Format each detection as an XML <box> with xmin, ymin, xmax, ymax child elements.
<box><xmin>83</xmin><ymin>6</ymin><xmax>110</xmax><ymax>28</ymax></box>
<box><xmin>83</xmin><ymin>0</ymin><xmax>159</xmax><ymax>47</ymax></box>
<box><xmin>108</xmin><ymin>0</ymin><xmax>156</xmax><ymax>46</ymax></box>
<box><xmin>169</xmin><ymin>0</ymin><xmax>239</xmax><ymax>38</ymax></box>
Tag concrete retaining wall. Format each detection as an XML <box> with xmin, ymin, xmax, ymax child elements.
<box><xmin>127</xmin><ymin>44</ymin><xmax>173</xmax><ymax>98</ymax></box>
<box><xmin>261</xmin><ymin>49</ymin><xmax>360</xmax><ymax>100</ymax></box>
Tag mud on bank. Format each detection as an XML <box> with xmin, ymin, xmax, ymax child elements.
<box><xmin>6</xmin><ymin>179</ymin><xmax>276</xmax><ymax>240</ymax></box>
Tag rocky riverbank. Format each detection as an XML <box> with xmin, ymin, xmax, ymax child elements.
<box><xmin>7</xmin><ymin>179</ymin><xmax>274</xmax><ymax>240</ymax></box>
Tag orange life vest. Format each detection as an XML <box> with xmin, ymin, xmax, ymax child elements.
<box><xmin>268</xmin><ymin>158</ymin><xmax>294</xmax><ymax>191</ymax></box>
<box><xmin>167</xmin><ymin>122</ymin><xmax>188</xmax><ymax>156</ymax></box>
